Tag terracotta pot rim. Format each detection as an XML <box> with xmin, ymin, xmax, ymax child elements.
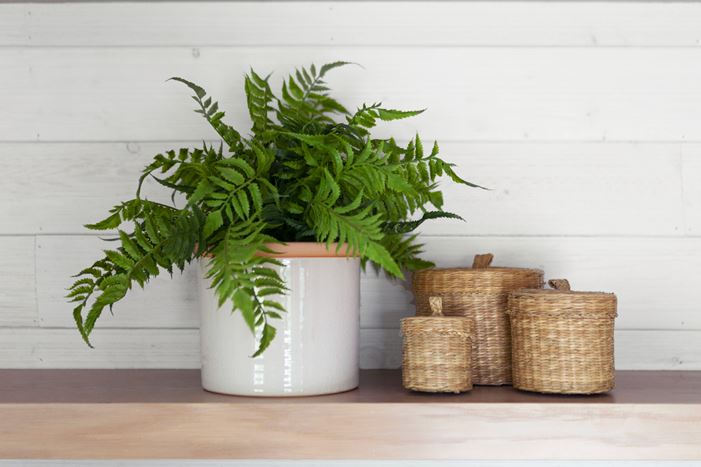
<box><xmin>259</xmin><ymin>242</ymin><xmax>357</xmax><ymax>258</ymax></box>
<box><xmin>203</xmin><ymin>242</ymin><xmax>358</xmax><ymax>259</ymax></box>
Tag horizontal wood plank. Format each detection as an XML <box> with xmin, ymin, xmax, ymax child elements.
<box><xmin>0</xmin><ymin>328</ymin><xmax>699</xmax><ymax>370</ymax></box>
<box><xmin>2</xmin><ymin>403</ymin><xmax>698</xmax><ymax>459</ymax></box>
<box><xmin>0</xmin><ymin>142</ymin><xmax>687</xmax><ymax>236</ymax></box>
<box><xmin>3</xmin><ymin>463</ymin><xmax>682</xmax><ymax>467</ymax></box>
<box><xmin>4</xmin><ymin>2</ymin><xmax>701</xmax><ymax>47</ymax></box>
<box><xmin>3</xmin><ymin>463</ymin><xmax>693</xmax><ymax>467</ymax></box>
<box><xmin>27</xmin><ymin>235</ymin><xmax>701</xmax><ymax>330</ymax></box>
<box><xmin>0</xmin><ymin>328</ymin><xmax>201</xmax><ymax>369</ymax></box>
<box><xmin>36</xmin><ymin>235</ymin><xmax>200</xmax><ymax>328</ymax></box>
<box><xmin>0</xmin><ymin>237</ymin><xmax>36</xmax><ymax>326</ymax></box>
<box><xmin>2</xmin><ymin>1</ymin><xmax>700</xmax><ymax>377</ymax></box>
<box><xmin>1</xmin><ymin>370</ymin><xmax>700</xmax><ymax>460</ymax></box>
<box><xmin>5</xmin><ymin>48</ymin><xmax>701</xmax><ymax>142</ymax></box>
<box><xmin>0</xmin><ymin>462</ymin><xmax>692</xmax><ymax>467</ymax></box>
<box><xmin>682</xmin><ymin>145</ymin><xmax>701</xmax><ymax>234</ymax></box>
<box><xmin>0</xmin><ymin>142</ymin><xmax>172</xmax><ymax>235</ymax></box>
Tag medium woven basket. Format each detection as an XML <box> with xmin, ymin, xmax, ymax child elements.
<box><xmin>401</xmin><ymin>297</ymin><xmax>474</xmax><ymax>393</ymax></box>
<box><xmin>507</xmin><ymin>279</ymin><xmax>617</xmax><ymax>395</ymax></box>
<box><xmin>413</xmin><ymin>254</ymin><xmax>543</xmax><ymax>385</ymax></box>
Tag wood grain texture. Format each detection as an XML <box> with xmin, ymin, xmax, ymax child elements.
<box><xmin>682</xmin><ymin>145</ymin><xmax>701</xmax><ymax>235</ymax></box>
<box><xmin>1</xmin><ymin>370</ymin><xmax>700</xmax><ymax>460</ymax></box>
<box><xmin>0</xmin><ymin>328</ymin><xmax>699</xmax><ymax>370</ymax></box>
<box><xmin>5</xmin><ymin>48</ymin><xmax>701</xmax><ymax>142</ymax></box>
<box><xmin>3</xmin><ymin>404</ymin><xmax>697</xmax><ymax>459</ymax></box>
<box><xmin>0</xmin><ymin>142</ymin><xmax>687</xmax><ymax>236</ymax></box>
<box><xmin>37</xmin><ymin>235</ymin><xmax>199</xmax><ymax>328</ymax></box>
<box><xmin>0</xmin><ymin>237</ymin><xmax>36</xmax><ymax>326</ymax></box>
<box><xmin>406</xmin><ymin>236</ymin><xmax>701</xmax><ymax>331</ymax></box>
<box><xmin>3</xmin><ymin>463</ymin><xmax>695</xmax><ymax>467</ymax></box>
<box><xmin>5</xmin><ymin>2</ymin><xmax>701</xmax><ymax>47</ymax></box>
<box><xmin>6</xmin><ymin>463</ymin><xmax>688</xmax><ymax>467</ymax></box>
<box><xmin>4</xmin><ymin>463</ymin><xmax>688</xmax><ymax>467</ymax></box>
<box><xmin>0</xmin><ymin>328</ymin><xmax>201</xmax><ymax>369</ymax></box>
<box><xmin>25</xmin><ymin>235</ymin><xmax>701</xmax><ymax>330</ymax></box>
<box><xmin>0</xmin><ymin>142</ymin><xmax>172</xmax><ymax>235</ymax></box>
<box><xmin>8</xmin><ymin>463</ymin><xmax>689</xmax><ymax>467</ymax></box>
<box><xmin>1</xmin><ymin>0</ymin><xmax>700</xmax><ymax>376</ymax></box>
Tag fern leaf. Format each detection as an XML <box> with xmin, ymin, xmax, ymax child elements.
<box><xmin>252</xmin><ymin>324</ymin><xmax>277</xmax><ymax>358</ymax></box>
<box><xmin>377</xmin><ymin>108</ymin><xmax>424</xmax><ymax>121</ymax></box>
<box><xmin>383</xmin><ymin>211</ymin><xmax>463</xmax><ymax>235</ymax></box>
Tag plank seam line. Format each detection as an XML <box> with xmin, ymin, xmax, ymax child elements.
<box><xmin>5</xmin><ymin>233</ymin><xmax>700</xmax><ymax>239</ymax></box>
<box><xmin>3</xmin><ymin>139</ymin><xmax>701</xmax><ymax>145</ymax></box>
<box><xmin>4</xmin><ymin>326</ymin><xmax>700</xmax><ymax>332</ymax></box>
<box><xmin>5</xmin><ymin>44</ymin><xmax>701</xmax><ymax>49</ymax></box>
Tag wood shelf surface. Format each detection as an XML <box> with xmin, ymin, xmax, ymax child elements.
<box><xmin>1</xmin><ymin>370</ymin><xmax>700</xmax><ymax>460</ymax></box>
<box><xmin>1</xmin><ymin>369</ymin><xmax>701</xmax><ymax>404</ymax></box>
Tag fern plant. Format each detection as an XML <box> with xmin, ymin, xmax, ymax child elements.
<box><xmin>68</xmin><ymin>62</ymin><xmax>479</xmax><ymax>356</ymax></box>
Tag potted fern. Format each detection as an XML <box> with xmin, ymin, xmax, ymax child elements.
<box><xmin>68</xmin><ymin>62</ymin><xmax>477</xmax><ymax>396</ymax></box>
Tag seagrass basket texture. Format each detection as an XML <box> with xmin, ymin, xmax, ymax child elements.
<box><xmin>507</xmin><ymin>279</ymin><xmax>617</xmax><ymax>395</ymax></box>
<box><xmin>412</xmin><ymin>253</ymin><xmax>544</xmax><ymax>385</ymax></box>
<box><xmin>401</xmin><ymin>297</ymin><xmax>474</xmax><ymax>393</ymax></box>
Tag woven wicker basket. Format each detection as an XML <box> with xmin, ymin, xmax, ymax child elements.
<box><xmin>413</xmin><ymin>254</ymin><xmax>543</xmax><ymax>385</ymax></box>
<box><xmin>401</xmin><ymin>297</ymin><xmax>474</xmax><ymax>393</ymax></box>
<box><xmin>507</xmin><ymin>279</ymin><xmax>617</xmax><ymax>395</ymax></box>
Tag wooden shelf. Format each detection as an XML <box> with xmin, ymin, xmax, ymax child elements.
<box><xmin>1</xmin><ymin>369</ymin><xmax>700</xmax><ymax>460</ymax></box>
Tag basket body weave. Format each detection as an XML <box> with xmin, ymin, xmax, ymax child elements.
<box><xmin>508</xmin><ymin>287</ymin><xmax>617</xmax><ymax>394</ymax></box>
<box><xmin>401</xmin><ymin>316</ymin><xmax>473</xmax><ymax>393</ymax></box>
<box><xmin>413</xmin><ymin>262</ymin><xmax>543</xmax><ymax>385</ymax></box>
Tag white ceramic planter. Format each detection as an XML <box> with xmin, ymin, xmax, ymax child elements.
<box><xmin>198</xmin><ymin>245</ymin><xmax>360</xmax><ymax>397</ymax></box>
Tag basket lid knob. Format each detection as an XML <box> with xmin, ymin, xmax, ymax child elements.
<box><xmin>429</xmin><ymin>296</ymin><xmax>444</xmax><ymax>317</ymax></box>
<box><xmin>472</xmin><ymin>253</ymin><xmax>494</xmax><ymax>269</ymax></box>
<box><xmin>548</xmin><ymin>279</ymin><xmax>571</xmax><ymax>291</ymax></box>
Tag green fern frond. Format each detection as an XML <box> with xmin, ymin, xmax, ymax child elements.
<box><xmin>69</xmin><ymin>61</ymin><xmax>480</xmax><ymax>355</ymax></box>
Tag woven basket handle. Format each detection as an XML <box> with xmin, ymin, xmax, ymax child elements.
<box><xmin>428</xmin><ymin>296</ymin><xmax>443</xmax><ymax>317</ymax></box>
<box><xmin>472</xmin><ymin>253</ymin><xmax>494</xmax><ymax>269</ymax></box>
<box><xmin>548</xmin><ymin>279</ymin><xmax>571</xmax><ymax>291</ymax></box>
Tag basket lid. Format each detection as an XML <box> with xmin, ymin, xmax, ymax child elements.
<box><xmin>508</xmin><ymin>279</ymin><xmax>617</xmax><ymax>318</ymax></box>
<box><xmin>401</xmin><ymin>297</ymin><xmax>474</xmax><ymax>333</ymax></box>
<box><xmin>413</xmin><ymin>253</ymin><xmax>544</xmax><ymax>293</ymax></box>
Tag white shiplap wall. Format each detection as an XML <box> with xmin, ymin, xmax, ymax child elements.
<box><xmin>1</xmin><ymin>1</ymin><xmax>701</xmax><ymax>370</ymax></box>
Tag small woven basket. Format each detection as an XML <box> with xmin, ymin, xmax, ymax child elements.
<box><xmin>508</xmin><ymin>279</ymin><xmax>618</xmax><ymax>395</ymax></box>
<box><xmin>413</xmin><ymin>254</ymin><xmax>543</xmax><ymax>385</ymax></box>
<box><xmin>401</xmin><ymin>297</ymin><xmax>474</xmax><ymax>393</ymax></box>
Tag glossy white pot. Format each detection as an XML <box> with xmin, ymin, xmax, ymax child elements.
<box><xmin>198</xmin><ymin>244</ymin><xmax>360</xmax><ymax>396</ymax></box>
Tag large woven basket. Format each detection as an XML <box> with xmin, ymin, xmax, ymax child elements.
<box><xmin>412</xmin><ymin>253</ymin><xmax>543</xmax><ymax>385</ymax></box>
<box><xmin>401</xmin><ymin>297</ymin><xmax>473</xmax><ymax>393</ymax></box>
<box><xmin>507</xmin><ymin>279</ymin><xmax>617</xmax><ymax>395</ymax></box>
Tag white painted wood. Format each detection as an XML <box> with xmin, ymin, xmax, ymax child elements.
<box><xmin>0</xmin><ymin>142</ymin><xmax>174</xmax><ymax>234</ymax></box>
<box><xmin>5</xmin><ymin>48</ymin><xmax>701</xmax><ymax>142</ymax></box>
<box><xmin>0</xmin><ymin>328</ymin><xmax>201</xmax><ymax>369</ymax></box>
<box><xmin>429</xmin><ymin>142</ymin><xmax>685</xmax><ymax>236</ymax></box>
<box><xmin>682</xmin><ymin>145</ymin><xmax>701</xmax><ymax>234</ymax></box>
<box><xmin>395</xmin><ymin>236</ymin><xmax>701</xmax><ymax>331</ymax></box>
<box><xmin>27</xmin><ymin>235</ymin><xmax>701</xmax><ymax>330</ymax></box>
<box><xmin>1</xmin><ymin>327</ymin><xmax>698</xmax><ymax>370</ymax></box>
<box><xmin>36</xmin><ymin>235</ymin><xmax>199</xmax><ymax>328</ymax></box>
<box><xmin>1</xmin><ymin>1</ymin><xmax>700</xmax><ymax>374</ymax></box>
<box><xmin>0</xmin><ymin>237</ymin><xmax>36</xmax><ymax>326</ymax></box>
<box><xmin>0</xmin><ymin>142</ymin><xmax>687</xmax><ymax>236</ymax></box>
<box><xmin>5</xmin><ymin>2</ymin><xmax>701</xmax><ymax>47</ymax></box>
